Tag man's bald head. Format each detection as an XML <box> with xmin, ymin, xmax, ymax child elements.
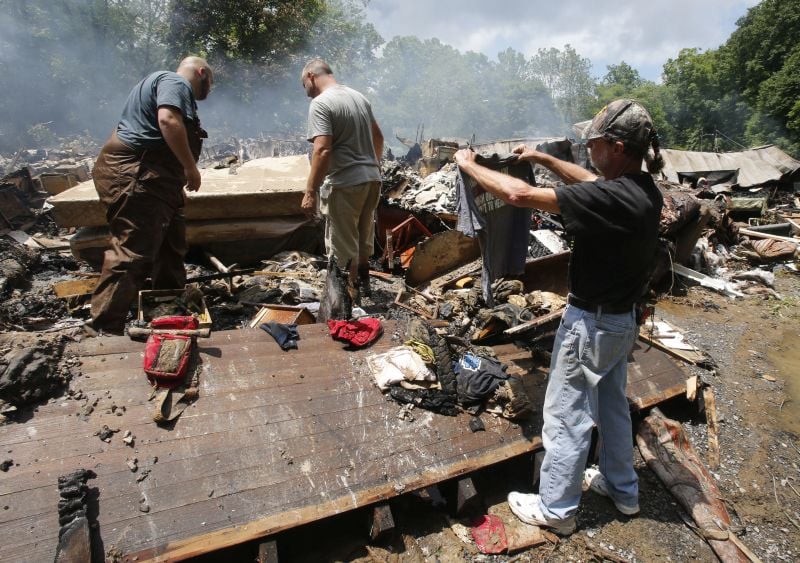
<box><xmin>178</xmin><ymin>56</ymin><xmax>210</xmax><ymax>73</ymax></box>
<box><xmin>177</xmin><ymin>56</ymin><xmax>213</xmax><ymax>100</ymax></box>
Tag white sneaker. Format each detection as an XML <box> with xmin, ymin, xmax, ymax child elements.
<box><xmin>583</xmin><ymin>467</ymin><xmax>640</xmax><ymax>515</ymax></box>
<box><xmin>507</xmin><ymin>492</ymin><xmax>576</xmax><ymax>535</ymax></box>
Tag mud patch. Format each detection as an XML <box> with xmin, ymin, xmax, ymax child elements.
<box><xmin>0</xmin><ymin>238</ymin><xmax>39</xmax><ymax>295</ymax></box>
<box><xmin>770</xmin><ymin>328</ymin><xmax>800</xmax><ymax>436</ymax></box>
<box><xmin>0</xmin><ymin>332</ymin><xmax>78</xmax><ymax>410</ymax></box>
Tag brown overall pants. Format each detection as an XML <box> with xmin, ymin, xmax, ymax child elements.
<box><xmin>90</xmin><ymin>126</ymin><xmax>203</xmax><ymax>333</ymax></box>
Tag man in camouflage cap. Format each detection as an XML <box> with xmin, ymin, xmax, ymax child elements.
<box><xmin>582</xmin><ymin>99</ymin><xmax>663</xmax><ymax>173</ymax></box>
<box><xmin>455</xmin><ymin>99</ymin><xmax>664</xmax><ymax>535</ymax></box>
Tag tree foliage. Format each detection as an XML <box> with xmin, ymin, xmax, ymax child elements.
<box><xmin>527</xmin><ymin>45</ymin><xmax>595</xmax><ymax>127</ymax></box>
<box><xmin>2</xmin><ymin>0</ymin><xmax>799</xmax><ymax>158</ymax></box>
<box><xmin>372</xmin><ymin>39</ymin><xmax>562</xmax><ymax>144</ymax></box>
<box><xmin>662</xmin><ymin>0</ymin><xmax>800</xmax><ymax>155</ymax></box>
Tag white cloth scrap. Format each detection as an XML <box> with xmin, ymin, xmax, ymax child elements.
<box><xmin>652</xmin><ymin>321</ymin><xmax>697</xmax><ymax>351</ymax></box>
<box><xmin>366</xmin><ymin>346</ymin><xmax>437</xmax><ymax>391</ymax></box>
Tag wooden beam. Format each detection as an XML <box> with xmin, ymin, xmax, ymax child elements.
<box><xmin>251</xmin><ymin>271</ymin><xmax>315</xmax><ymax>279</ymax></box>
<box><xmin>257</xmin><ymin>539</ymin><xmax>278</xmax><ymax>563</ymax></box>
<box><xmin>368</xmin><ymin>503</ymin><xmax>395</xmax><ymax>543</ymax></box>
<box><xmin>739</xmin><ymin>227</ymin><xmax>800</xmax><ymax>245</ymax></box>
<box><xmin>504</xmin><ymin>309</ymin><xmax>564</xmax><ymax>336</ymax></box>
<box><xmin>454</xmin><ymin>477</ymin><xmax>482</xmax><ymax>517</ymax></box>
<box><xmin>703</xmin><ymin>386</ymin><xmax>721</xmax><ymax>469</ymax></box>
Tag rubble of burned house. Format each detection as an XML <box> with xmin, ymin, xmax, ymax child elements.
<box><xmin>1</xmin><ymin>132</ymin><xmax>799</xmax><ymax>560</ymax></box>
<box><xmin>1</xmin><ymin>134</ymin><xmax>799</xmax><ymax>405</ymax></box>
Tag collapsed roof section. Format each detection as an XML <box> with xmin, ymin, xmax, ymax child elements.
<box><xmin>658</xmin><ymin>145</ymin><xmax>800</xmax><ymax>188</ymax></box>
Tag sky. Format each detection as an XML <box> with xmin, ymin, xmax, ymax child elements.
<box><xmin>364</xmin><ymin>0</ymin><xmax>761</xmax><ymax>82</ymax></box>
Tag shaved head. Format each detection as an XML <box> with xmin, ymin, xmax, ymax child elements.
<box><xmin>300</xmin><ymin>58</ymin><xmax>336</xmax><ymax>98</ymax></box>
<box><xmin>176</xmin><ymin>56</ymin><xmax>213</xmax><ymax>101</ymax></box>
<box><xmin>178</xmin><ymin>56</ymin><xmax>211</xmax><ymax>74</ymax></box>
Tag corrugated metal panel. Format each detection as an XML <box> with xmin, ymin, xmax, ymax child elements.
<box><xmin>659</xmin><ymin>145</ymin><xmax>800</xmax><ymax>188</ymax></box>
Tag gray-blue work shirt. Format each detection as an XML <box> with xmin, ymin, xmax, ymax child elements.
<box><xmin>116</xmin><ymin>71</ymin><xmax>197</xmax><ymax>150</ymax></box>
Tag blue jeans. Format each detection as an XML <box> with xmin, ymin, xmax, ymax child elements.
<box><xmin>538</xmin><ymin>303</ymin><xmax>639</xmax><ymax>519</ymax></box>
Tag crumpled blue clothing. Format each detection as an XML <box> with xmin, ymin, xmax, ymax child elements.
<box><xmin>260</xmin><ymin>321</ymin><xmax>299</xmax><ymax>351</ymax></box>
<box><xmin>454</xmin><ymin>352</ymin><xmax>509</xmax><ymax>404</ymax></box>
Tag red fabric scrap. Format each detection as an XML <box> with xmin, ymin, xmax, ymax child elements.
<box><xmin>150</xmin><ymin>316</ymin><xmax>199</xmax><ymax>330</ymax></box>
<box><xmin>470</xmin><ymin>514</ymin><xmax>508</xmax><ymax>554</ymax></box>
<box><xmin>327</xmin><ymin>318</ymin><xmax>383</xmax><ymax>348</ymax></box>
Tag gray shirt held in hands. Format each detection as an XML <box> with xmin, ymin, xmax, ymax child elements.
<box><xmin>306</xmin><ymin>85</ymin><xmax>381</xmax><ymax>188</ymax></box>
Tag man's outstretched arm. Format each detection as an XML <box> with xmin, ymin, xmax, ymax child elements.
<box><xmin>513</xmin><ymin>144</ymin><xmax>597</xmax><ymax>184</ymax></box>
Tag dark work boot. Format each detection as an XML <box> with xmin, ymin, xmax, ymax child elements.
<box><xmin>347</xmin><ymin>277</ymin><xmax>361</xmax><ymax>308</ymax></box>
<box><xmin>358</xmin><ymin>265</ymin><xmax>371</xmax><ymax>298</ymax></box>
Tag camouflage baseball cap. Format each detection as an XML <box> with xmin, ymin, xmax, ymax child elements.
<box><xmin>583</xmin><ymin>99</ymin><xmax>655</xmax><ymax>153</ymax></box>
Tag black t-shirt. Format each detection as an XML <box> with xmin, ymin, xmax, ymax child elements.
<box><xmin>555</xmin><ymin>173</ymin><xmax>664</xmax><ymax>306</ymax></box>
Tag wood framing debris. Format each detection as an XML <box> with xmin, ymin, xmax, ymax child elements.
<box><xmin>703</xmin><ymin>386</ymin><xmax>721</xmax><ymax>469</ymax></box>
<box><xmin>52</xmin><ymin>276</ymin><xmax>100</xmax><ymax>299</ymax></box>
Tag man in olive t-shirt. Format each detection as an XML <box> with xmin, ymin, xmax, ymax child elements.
<box><xmin>301</xmin><ymin>58</ymin><xmax>384</xmax><ymax>298</ymax></box>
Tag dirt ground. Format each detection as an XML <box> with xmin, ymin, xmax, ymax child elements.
<box><xmin>195</xmin><ymin>271</ymin><xmax>800</xmax><ymax>563</ymax></box>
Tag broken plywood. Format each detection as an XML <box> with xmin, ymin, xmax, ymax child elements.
<box><xmin>0</xmin><ymin>323</ymin><xmax>542</xmax><ymax>562</ymax></box>
<box><xmin>47</xmin><ymin>155</ymin><xmax>311</xmax><ymax>228</ymax></box>
<box><xmin>0</xmin><ymin>323</ymin><xmax>688</xmax><ymax>562</ymax></box>
<box><xmin>405</xmin><ymin>229</ymin><xmax>480</xmax><ymax>287</ymax></box>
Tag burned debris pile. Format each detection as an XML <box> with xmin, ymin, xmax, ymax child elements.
<box><xmin>0</xmin><ymin>135</ymin><xmax>798</xmax><ymax>560</ymax></box>
<box><xmin>0</xmin><ymin>137</ymin><xmax>797</xmax><ymax>413</ymax></box>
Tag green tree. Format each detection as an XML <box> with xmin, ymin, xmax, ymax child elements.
<box><xmin>370</xmin><ymin>40</ymin><xmax>560</xmax><ymax>145</ymax></box>
<box><xmin>527</xmin><ymin>45</ymin><xmax>595</xmax><ymax>127</ymax></box>
<box><xmin>661</xmin><ymin>47</ymin><xmax>749</xmax><ymax>151</ymax></box>
<box><xmin>0</xmin><ymin>0</ymin><xmax>148</xmax><ymax>149</ymax></box>
<box><xmin>489</xmin><ymin>48</ymin><xmax>561</xmax><ymax>138</ymax></box>
<box><xmin>724</xmin><ymin>0</ymin><xmax>800</xmax><ymax>154</ymax></box>
<box><xmin>166</xmin><ymin>0</ymin><xmax>325</xmax><ymax>67</ymax></box>
<box><xmin>602</xmin><ymin>62</ymin><xmax>643</xmax><ymax>90</ymax></box>
<box><xmin>660</xmin><ymin>0</ymin><xmax>800</xmax><ymax>155</ymax></box>
<box><xmin>166</xmin><ymin>0</ymin><xmax>382</xmax><ymax>139</ymax></box>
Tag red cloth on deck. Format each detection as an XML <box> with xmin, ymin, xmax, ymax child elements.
<box><xmin>327</xmin><ymin>318</ymin><xmax>383</xmax><ymax>348</ymax></box>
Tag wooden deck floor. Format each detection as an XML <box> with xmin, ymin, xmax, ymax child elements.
<box><xmin>0</xmin><ymin>322</ymin><xmax>686</xmax><ymax>562</ymax></box>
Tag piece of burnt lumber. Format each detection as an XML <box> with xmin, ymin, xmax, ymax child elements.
<box><xmin>503</xmin><ymin>309</ymin><xmax>564</xmax><ymax>336</ymax></box>
<box><xmin>703</xmin><ymin>386</ymin><xmax>721</xmax><ymax>469</ymax></box>
<box><xmin>454</xmin><ymin>477</ymin><xmax>482</xmax><ymax>517</ymax></box>
<box><xmin>257</xmin><ymin>539</ymin><xmax>278</xmax><ymax>563</ymax></box>
<box><xmin>369</xmin><ymin>503</ymin><xmax>395</xmax><ymax>543</ymax></box>
<box><xmin>637</xmin><ymin>408</ymin><xmax>751</xmax><ymax>563</ymax></box>
<box><xmin>54</xmin><ymin>469</ymin><xmax>96</xmax><ymax>563</ymax></box>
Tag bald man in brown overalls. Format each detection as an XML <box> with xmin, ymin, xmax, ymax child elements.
<box><xmin>88</xmin><ymin>57</ymin><xmax>213</xmax><ymax>334</ymax></box>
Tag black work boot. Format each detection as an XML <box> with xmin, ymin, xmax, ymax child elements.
<box><xmin>358</xmin><ymin>265</ymin><xmax>371</xmax><ymax>298</ymax></box>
